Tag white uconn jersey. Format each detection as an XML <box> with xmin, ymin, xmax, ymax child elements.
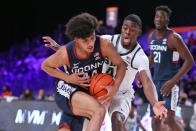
<box><xmin>101</xmin><ymin>34</ymin><xmax>149</xmax><ymax>91</ymax></box>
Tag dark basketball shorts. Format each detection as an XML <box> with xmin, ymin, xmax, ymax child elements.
<box><xmin>150</xmin><ymin>80</ymin><xmax>180</xmax><ymax>117</ymax></box>
<box><xmin>55</xmin><ymin>80</ymin><xmax>89</xmax><ymax>131</ymax></box>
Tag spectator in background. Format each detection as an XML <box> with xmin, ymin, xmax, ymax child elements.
<box><xmin>179</xmin><ymin>85</ymin><xmax>192</xmax><ymax>106</ymax></box>
<box><xmin>1</xmin><ymin>85</ymin><xmax>12</xmax><ymax>98</ymax></box>
<box><xmin>188</xmin><ymin>33</ymin><xmax>196</xmax><ymax>46</ymax></box>
<box><xmin>46</xmin><ymin>93</ymin><xmax>55</xmax><ymax>101</ymax></box>
<box><xmin>98</xmin><ymin>20</ymin><xmax>107</xmax><ymax>35</ymax></box>
<box><xmin>188</xmin><ymin>33</ymin><xmax>196</xmax><ymax>59</ymax></box>
<box><xmin>125</xmin><ymin>102</ymin><xmax>146</xmax><ymax>131</ymax></box>
<box><xmin>190</xmin><ymin>103</ymin><xmax>196</xmax><ymax>131</ymax></box>
<box><xmin>20</xmin><ymin>88</ymin><xmax>34</xmax><ymax>100</ymax></box>
<box><xmin>134</xmin><ymin>92</ymin><xmax>143</xmax><ymax>105</ymax></box>
<box><xmin>188</xmin><ymin>79</ymin><xmax>196</xmax><ymax>104</ymax></box>
<box><xmin>97</xmin><ymin>19</ymin><xmax>115</xmax><ymax>35</ymax></box>
<box><xmin>37</xmin><ymin>88</ymin><xmax>45</xmax><ymax>100</ymax></box>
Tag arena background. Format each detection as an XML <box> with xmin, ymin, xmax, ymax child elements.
<box><xmin>0</xmin><ymin>0</ymin><xmax>196</xmax><ymax>131</ymax></box>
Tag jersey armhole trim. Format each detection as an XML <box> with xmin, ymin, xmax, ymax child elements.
<box><xmin>115</xmin><ymin>35</ymin><xmax>121</xmax><ymax>49</ymax></box>
<box><xmin>65</xmin><ymin>46</ymin><xmax>70</xmax><ymax>69</ymax></box>
<box><xmin>168</xmin><ymin>32</ymin><xmax>177</xmax><ymax>51</ymax></box>
<box><xmin>111</xmin><ymin>35</ymin><xmax>114</xmax><ymax>42</ymax></box>
<box><xmin>99</xmin><ymin>36</ymin><xmax>105</xmax><ymax>59</ymax></box>
<box><xmin>130</xmin><ymin>47</ymin><xmax>141</xmax><ymax>70</ymax></box>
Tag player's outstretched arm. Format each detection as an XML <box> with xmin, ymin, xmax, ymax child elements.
<box><xmin>42</xmin><ymin>36</ymin><xmax>61</xmax><ymax>51</ymax></box>
<box><xmin>135</xmin><ymin>32</ymin><xmax>154</xmax><ymax>88</ymax></box>
<box><xmin>139</xmin><ymin>70</ymin><xmax>167</xmax><ymax>119</ymax></box>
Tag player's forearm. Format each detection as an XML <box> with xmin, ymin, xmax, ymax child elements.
<box><xmin>172</xmin><ymin>58</ymin><xmax>194</xmax><ymax>82</ymax></box>
<box><xmin>143</xmin><ymin>81</ymin><xmax>158</xmax><ymax>106</ymax></box>
<box><xmin>140</xmin><ymin>70</ymin><xmax>158</xmax><ymax>106</ymax></box>
<box><xmin>41</xmin><ymin>63</ymin><xmax>70</xmax><ymax>83</ymax></box>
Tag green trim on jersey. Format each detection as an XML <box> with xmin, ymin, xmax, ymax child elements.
<box><xmin>119</xmin><ymin>43</ymin><xmax>138</xmax><ymax>56</ymax></box>
<box><xmin>130</xmin><ymin>47</ymin><xmax>141</xmax><ymax>70</ymax></box>
<box><xmin>114</xmin><ymin>35</ymin><xmax>121</xmax><ymax>49</ymax></box>
<box><xmin>111</xmin><ymin>35</ymin><xmax>114</xmax><ymax>42</ymax></box>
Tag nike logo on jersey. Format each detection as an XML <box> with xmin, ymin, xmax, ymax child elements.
<box><xmin>73</xmin><ymin>63</ymin><xmax>80</xmax><ymax>66</ymax></box>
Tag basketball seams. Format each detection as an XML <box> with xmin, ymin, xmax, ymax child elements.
<box><xmin>89</xmin><ymin>73</ymin><xmax>104</xmax><ymax>94</ymax></box>
<box><xmin>92</xmin><ymin>73</ymin><xmax>107</xmax><ymax>95</ymax></box>
<box><xmin>93</xmin><ymin>89</ymin><xmax>106</xmax><ymax>96</ymax></box>
<box><xmin>90</xmin><ymin>73</ymin><xmax>115</xmax><ymax>100</ymax></box>
<box><xmin>93</xmin><ymin>78</ymin><xmax>114</xmax><ymax>97</ymax></box>
<box><xmin>89</xmin><ymin>73</ymin><xmax>100</xmax><ymax>92</ymax></box>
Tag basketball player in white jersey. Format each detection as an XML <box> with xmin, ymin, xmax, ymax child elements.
<box><xmin>43</xmin><ymin>14</ymin><xmax>168</xmax><ymax>131</ymax></box>
<box><xmin>99</xmin><ymin>14</ymin><xmax>168</xmax><ymax>131</ymax></box>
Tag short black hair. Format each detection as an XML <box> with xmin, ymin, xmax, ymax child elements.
<box><xmin>123</xmin><ymin>14</ymin><xmax>142</xmax><ymax>29</ymax></box>
<box><xmin>65</xmin><ymin>12</ymin><xmax>99</xmax><ymax>39</ymax></box>
<box><xmin>155</xmin><ymin>5</ymin><xmax>172</xmax><ymax>18</ymax></box>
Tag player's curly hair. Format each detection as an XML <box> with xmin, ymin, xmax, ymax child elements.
<box><xmin>65</xmin><ymin>12</ymin><xmax>99</xmax><ymax>39</ymax></box>
<box><xmin>155</xmin><ymin>5</ymin><xmax>172</xmax><ymax>18</ymax></box>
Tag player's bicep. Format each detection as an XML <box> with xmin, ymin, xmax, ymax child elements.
<box><xmin>170</xmin><ymin>33</ymin><xmax>193</xmax><ymax>60</ymax></box>
<box><xmin>134</xmin><ymin>52</ymin><xmax>149</xmax><ymax>72</ymax></box>
<box><xmin>42</xmin><ymin>46</ymin><xmax>68</xmax><ymax>68</ymax></box>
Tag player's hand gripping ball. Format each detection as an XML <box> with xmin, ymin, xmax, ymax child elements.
<box><xmin>89</xmin><ymin>73</ymin><xmax>114</xmax><ymax>100</ymax></box>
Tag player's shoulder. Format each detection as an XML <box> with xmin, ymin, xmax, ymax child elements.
<box><xmin>100</xmin><ymin>35</ymin><xmax>112</xmax><ymax>40</ymax></box>
<box><xmin>168</xmin><ymin>30</ymin><xmax>184</xmax><ymax>48</ymax></box>
<box><xmin>170</xmin><ymin>31</ymin><xmax>183</xmax><ymax>40</ymax></box>
<box><xmin>135</xmin><ymin>44</ymin><xmax>146</xmax><ymax>56</ymax></box>
<box><xmin>101</xmin><ymin>34</ymin><xmax>120</xmax><ymax>41</ymax></box>
<box><xmin>133</xmin><ymin>44</ymin><xmax>148</xmax><ymax>62</ymax></box>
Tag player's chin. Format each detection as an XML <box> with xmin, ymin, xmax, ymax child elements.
<box><xmin>122</xmin><ymin>42</ymin><xmax>130</xmax><ymax>47</ymax></box>
<box><xmin>155</xmin><ymin>25</ymin><xmax>162</xmax><ymax>30</ymax></box>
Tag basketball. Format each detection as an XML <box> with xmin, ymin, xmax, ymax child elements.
<box><xmin>89</xmin><ymin>73</ymin><xmax>115</xmax><ymax>100</ymax></box>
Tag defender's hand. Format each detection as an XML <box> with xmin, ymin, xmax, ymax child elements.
<box><xmin>67</xmin><ymin>72</ymin><xmax>90</xmax><ymax>89</ymax></box>
<box><xmin>153</xmin><ymin>101</ymin><xmax>168</xmax><ymax>119</ymax></box>
<box><xmin>97</xmin><ymin>85</ymin><xmax>118</xmax><ymax>105</ymax></box>
<box><xmin>42</xmin><ymin>36</ymin><xmax>61</xmax><ymax>51</ymax></box>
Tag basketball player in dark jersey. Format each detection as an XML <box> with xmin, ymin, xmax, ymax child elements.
<box><xmin>146</xmin><ymin>5</ymin><xmax>193</xmax><ymax>131</ymax></box>
<box><xmin>41</xmin><ymin>13</ymin><xmax>126</xmax><ymax>131</ymax></box>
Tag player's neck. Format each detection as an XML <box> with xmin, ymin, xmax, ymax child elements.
<box><xmin>75</xmin><ymin>44</ymin><xmax>90</xmax><ymax>58</ymax></box>
<box><xmin>122</xmin><ymin>42</ymin><xmax>137</xmax><ymax>50</ymax></box>
<box><xmin>156</xmin><ymin>27</ymin><xmax>168</xmax><ymax>37</ymax></box>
